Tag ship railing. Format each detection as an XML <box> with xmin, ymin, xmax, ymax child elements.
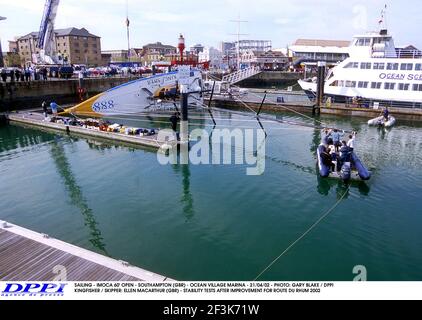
<box><xmin>395</xmin><ymin>49</ymin><xmax>422</xmax><ymax>59</ymax></box>
<box><xmin>222</xmin><ymin>66</ymin><xmax>262</xmax><ymax>85</ymax></box>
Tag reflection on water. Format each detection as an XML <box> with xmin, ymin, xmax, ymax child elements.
<box><xmin>316</xmin><ymin>173</ymin><xmax>370</xmax><ymax>197</ymax></box>
<box><xmin>172</xmin><ymin>163</ymin><xmax>195</xmax><ymax>221</ymax></box>
<box><xmin>1</xmin><ymin>111</ymin><xmax>422</xmax><ymax>281</ymax></box>
<box><xmin>49</xmin><ymin>137</ymin><xmax>108</xmax><ymax>254</ymax></box>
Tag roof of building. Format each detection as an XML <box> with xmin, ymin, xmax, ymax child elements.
<box><xmin>245</xmin><ymin>50</ymin><xmax>286</xmax><ymax>58</ymax></box>
<box><xmin>143</xmin><ymin>42</ymin><xmax>176</xmax><ymax>49</ymax></box>
<box><xmin>293</xmin><ymin>39</ymin><xmax>350</xmax><ymax>47</ymax></box>
<box><xmin>18</xmin><ymin>28</ymin><xmax>100</xmax><ymax>40</ymax></box>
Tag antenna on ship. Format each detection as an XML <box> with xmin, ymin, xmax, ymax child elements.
<box><xmin>229</xmin><ymin>14</ymin><xmax>249</xmax><ymax>70</ymax></box>
<box><xmin>126</xmin><ymin>0</ymin><xmax>131</xmax><ymax>63</ymax></box>
<box><xmin>378</xmin><ymin>4</ymin><xmax>388</xmax><ymax>32</ymax></box>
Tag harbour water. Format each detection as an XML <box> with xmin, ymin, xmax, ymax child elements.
<box><xmin>1</xmin><ymin>109</ymin><xmax>421</xmax><ymax>281</ymax></box>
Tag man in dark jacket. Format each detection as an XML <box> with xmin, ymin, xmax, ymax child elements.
<box><xmin>169</xmin><ymin>112</ymin><xmax>180</xmax><ymax>140</ymax></box>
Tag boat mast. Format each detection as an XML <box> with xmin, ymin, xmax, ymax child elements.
<box><xmin>126</xmin><ymin>0</ymin><xmax>131</xmax><ymax>63</ymax></box>
<box><xmin>230</xmin><ymin>15</ymin><xmax>248</xmax><ymax>70</ymax></box>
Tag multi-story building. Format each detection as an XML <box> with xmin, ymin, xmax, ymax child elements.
<box><xmin>15</xmin><ymin>27</ymin><xmax>102</xmax><ymax>66</ymax></box>
<box><xmin>235</xmin><ymin>40</ymin><xmax>272</xmax><ymax>54</ymax></box>
<box><xmin>142</xmin><ymin>42</ymin><xmax>177</xmax><ymax>57</ymax></box>
<box><xmin>288</xmin><ymin>39</ymin><xmax>350</xmax><ymax>64</ymax></box>
<box><xmin>220</xmin><ymin>42</ymin><xmax>236</xmax><ymax>55</ymax></box>
<box><xmin>241</xmin><ymin>50</ymin><xmax>288</xmax><ymax>70</ymax></box>
<box><xmin>190</xmin><ymin>44</ymin><xmax>204</xmax><ymax>55</ymax></box>
<box><xmin>199</xmin><ymin>47</ymin><xmax>223</xmax><ymax>69</ymax></box>
<box><xmin>101</xmin><ymin>50</ymin><xmax>129</xmax><ymax>63</ymax></box>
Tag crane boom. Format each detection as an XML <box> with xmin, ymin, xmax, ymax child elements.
<box><xmin>36</xmin><ymin>0</ymin><xmax>60</xmax><ymax>64</ymax></box>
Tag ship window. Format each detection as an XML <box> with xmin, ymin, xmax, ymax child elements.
<box><xmin>413</xmin><ymin>84</ymin><xmax>422</xmax><ymax>91</ymax></box>
<box><xmin>398</xmin><ymin>83</ymin><xmax>410</xmax><ymax>91</ymax></box>
<box><xmin>384</xmin><ymin>82</ymin><xmax>396</xmax><ymax>90</ymax></box>
<box><xmin>360</xmin><ymin>62</ymin><xmax>371</xmax><ymax>69</ymax></box>
<box><xmin>345</xmin><ymin>81</ymin><xmax>356</xmax><ymax>88</ymax></box>
<box><xmin>371</xmin><ymin>82</ymin><xmax>382</xmax><ymax>89</ymax></box>
<box><xmin>356</xmin><ymin>38</ymin><xmax>371</xmax><ymax>46</ymax></box>
<box><xmin>338</xmin><ymin>80</ymin><xmax>344</xmax><ymax>87</ymax></box>
<box><xmin>400</xmin><ymin>63</ymin><xmax>413</xmax><ymax>71</ymax></box>
<box><xmin>373</xmin><ymin>63</ymin><xmax>385</xmax><ymax>70</ymax></box>
<box><xmin>344</xmin><ymin>62</ymin><xmax>358</xmax><ymax>68</ymax></box>
<box><xmin>415</xmin><ymin>64</ymin><xmax>422</xmax><ymax>71</ymax></box>
<box><xmin>358</xmin><ymin>81</ymin><xmax>369</xmax><ymax>88</ymax></box>
<box><xmin>387</xmin><ymin>63</ymin><xmax>399</xmax><ymax>70</ymax></box>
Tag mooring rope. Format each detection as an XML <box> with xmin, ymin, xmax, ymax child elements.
<box><xmin>253</xmin><ymin>186</ymin><xmax>350</xmax><ymax>281</ymax></box>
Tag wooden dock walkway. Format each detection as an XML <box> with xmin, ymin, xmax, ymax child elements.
<box><xmin>6</xmin><ymin>112</ymin><xmax>175</xmax><ymax>150</ymax></box>
<box><xmin>0</xmin><ymin>221</ymin><xmax>173</xmax><ymax>281</ymax></box>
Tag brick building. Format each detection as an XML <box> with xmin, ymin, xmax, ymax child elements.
<box><xmin>15</xmin><ymin>27</ymin><xmax>102</xmax><ymax>66</ymax></box>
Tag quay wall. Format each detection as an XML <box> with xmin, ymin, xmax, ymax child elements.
<box><xmin>0</xmin><ymin>77</ymin><xmax>135</xmax><ymax>110</ymax></box>
<box><xmin>209</xmin><ymin>99</ymin><xmax>422</xmax><ymax>122</ymax></box>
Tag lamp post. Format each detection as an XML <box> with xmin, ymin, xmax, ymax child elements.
<box><xmin>0</xmin><ymin>16</ymin><xmax>6</xmax><ymax>68</ymax></box>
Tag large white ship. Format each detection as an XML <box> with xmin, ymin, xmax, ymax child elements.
<box><xmin>298</xmin><ymin>29</ymin><xmax>422</xmax><ymax>108</ymax></box>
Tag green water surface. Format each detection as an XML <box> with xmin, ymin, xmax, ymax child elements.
<box><xmin>0</xmin><ymin>110</ymin><xmax>421</xmax><ymax>281</ymax></box>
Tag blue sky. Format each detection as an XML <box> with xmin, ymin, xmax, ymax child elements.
<box><xmin>1</xmin><ymin>0</ymin><xmax>421</xmax><ymax>51</ymax></box>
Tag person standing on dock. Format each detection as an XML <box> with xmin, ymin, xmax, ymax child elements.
<box><xmin>42</xmin><ymin>101</ymin><xmax>48</xmax><ymax>118</ymax></box>
<box><xmin>1</xmin><ymin>68</ymin><xmax>7</xmax><ymax>82</ymax></box>
<box><xmin>50</xmin><ymin>102</ymin><xmax>59</xmax><ymax>117</ymax></box>
<box><xmin>170</xmin><ymin>112</ymin><xmax>180</xmax><ymax>141</ymax></box>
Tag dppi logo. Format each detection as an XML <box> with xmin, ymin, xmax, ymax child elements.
<box><xmin>1</xmin><ymin>283</ymin><xmax>67</xmax><ymax>296</ymax></box>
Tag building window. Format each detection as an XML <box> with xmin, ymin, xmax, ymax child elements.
<box><xmin>63</xmin><ymin>43</ymin><xmax>66</xmax><ymax>47</ymax></box>
<box><xmin>415</xmin><ymin>64</ymin><xmax>421</xmax><ymax>71</ymax></box>
<box><xmin>93</xmin><ymin>50</ymin><xmax>98</xmax><ymax>54</ymax></box>
<box><xmin>398</xmin><ymin>83</ymin><xmax>410</xmax><ymax>91</ymax></box>
<box><xmin>360</xmin><ymin>62</ymin><xmax>371</xmax><ymax>69</ymax></box>
<box><xmin>387</xmin><ymin>63</ymin><xmax>399</xmax><ymax>70</ymax></box>
<box><xmin>73</xmin><ymin>36</ymin><xmax>78</xmax><ymax>40</ymax></box>
<box><xmin>384</xmin><ymin>82</ymin><xmax>395</xmax><ymax>90</ymax></box>
<box><xmin>83</xmin><ymin>37</ymin><xmax>88</xmax><ymax>40</ymax></box>
<box><xmin>92</xmin><ymin>44</ymin><xmax>97</xmax><ymax>48</ymax></box>
<box><xmin>75</xmin><ymin>49</ymin><xmax>80</xmax><ymax>53</ymax></box>
<box><xmin>84</xmin><ymin>43</ymin><xmax>88</xmax><ymax>48</ymax></box>
<box><xmin>413</xmin><ymin>84</ymin><xmax>422</xmax><ymax>91</ymax></box>
<box><xmin>371</xmin><ymin>82</ymin><xmax>382</xmax><ymax>89</ymax></box>
<box><xmin>400</xmin><ymin>63</ymin><xmax>413</xmax><ymax>71</ymax></box>
<box><xmin>373</xmin><ymin>63</ymin><xmax>385</xmax><ymax>70</ymax></box>
<box><xmin>358</xmin><ymin>81</ymin><xmax>369</xmax><ymax>88</ymax></box>
<box><xmin>74</xmin><ymin>42</ymin><xmax>79</xmax><ymax>47</ymax></box>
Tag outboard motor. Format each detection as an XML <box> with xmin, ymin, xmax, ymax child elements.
<box><xmin>340</xmin><ymin>162</ymin><xmax>352</xmax><ymax>182</ymax></box>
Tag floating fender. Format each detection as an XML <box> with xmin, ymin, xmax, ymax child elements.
<box><xmin>352</xmin><ymin>153</ymin><xmax>371</xmax><ymax>180</ymax></box>
<box><xmin>317</xmin><ymin>144</ymin><xmax>330</xmax><ymax>178</ymax></box>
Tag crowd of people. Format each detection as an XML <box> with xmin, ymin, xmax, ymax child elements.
<box><xmin>0</xmin><ymin>67</ymin><xmax>49</xmax><ymax>82</ymax></box>
<box><xmin>320</xmin><ymin>128</ymin><xmax>357</xmax><ymax>172</ymax></box>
